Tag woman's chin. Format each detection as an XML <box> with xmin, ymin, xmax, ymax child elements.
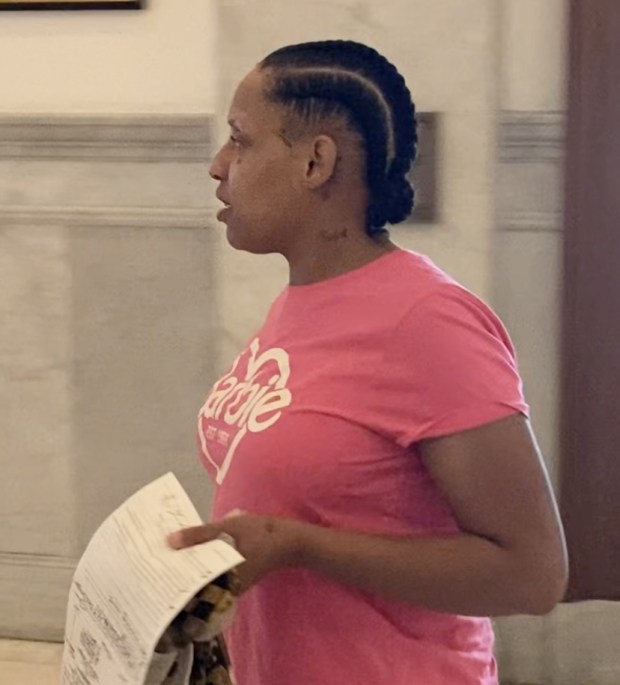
<box><xmin>226</xmin><ymin>224</ymin><xmax>277</xmax><ymax>255</ymax></box>
<box><xmin>226</xmin><ymin>223</ymin><xmax>253</xmax><ymax>252</ymax></box>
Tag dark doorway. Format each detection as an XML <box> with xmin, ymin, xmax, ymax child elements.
<box><xmin>561</xmin><ymin>0</ymin><xmax>620</xmax><ymax>600</ymax></box>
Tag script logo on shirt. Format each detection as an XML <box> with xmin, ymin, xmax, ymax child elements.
<box><xmin>198</xmin><ymin>337</ymin><xmax>292</xmax><ymax>484</ymax></box>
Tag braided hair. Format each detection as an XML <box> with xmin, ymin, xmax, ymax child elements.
<box><xmin>260</xmin><ymin>40</ymin><xmax>418</xmax><ymax>236</ymax></box>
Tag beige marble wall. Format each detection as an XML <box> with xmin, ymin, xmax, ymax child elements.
<box><xmin>0</xmin><ymin>225</ymin><xmax>74</xmax><ymax>558</ymax></box>
<box><xmin>492</xmin><ymin>0</ymin><xmax>568</xmax><ymax>493</ymax></box>
<box><xmin>491</xmin><ymin>113</ymin><xmax>567</xmax><ymax>684</ymax></box>
<box><xmin>0</xmin><ymin>0</ymin><xmax>218</xmax><ymax>114</ymax></box>
<box><xmin>0</xmin><ymin>116</ymin><xmax>218</xmax><ymax>640</ymax></box>
<box><xmin>493</xmin><ymin>112</ymin><xmax>565</xmax><ymax>489</ymax></box>
<box><xmin>70</xmin><ymin>223</ymin><xmax>220</xmax><ymax>548</ymax></box>
<box><xmin>501</xmin><ymin>0</ymin><xmax>568</xmax><ymax>111</ymax></box>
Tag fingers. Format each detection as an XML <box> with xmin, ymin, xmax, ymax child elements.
<box><xmin>167</xmin><ymin>510</ymin><xmax>246</xmax><ymax>550</ymax></box>
<box><xmin>167</xmin><ymin>524</ymin><xmax>219</xmax><ymax>550</ymax></box>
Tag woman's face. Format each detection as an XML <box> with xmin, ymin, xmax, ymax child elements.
<box><xmin>209</xmin><ymin>68</ymin><xmax>307</xmax><ymax>254</ymax></box>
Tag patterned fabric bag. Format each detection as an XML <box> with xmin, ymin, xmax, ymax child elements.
<box><xmin>145</xmin><ymin>570</ymin><xmax>240</xmax><ymax>685</ymax></box>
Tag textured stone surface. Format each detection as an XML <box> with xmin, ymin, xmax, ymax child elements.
<box><xmin>70</xmin><ymin>224</ymin><xmax>217</xmax><ymax>548</ymax></box>
<box><xmin>493</xmin><ymin>228</ymin><xmax>563</xmax><ymax>489</ymax></box>
<box><xmin>0</xmin><ymin>224</ymin><xmax>74</xmax><ymax>558</ymax></box>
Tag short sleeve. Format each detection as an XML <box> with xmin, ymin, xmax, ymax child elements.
<box><xmin>372</xmin><ymin>285</ymin><xmax>529</xmax><ymax>446</ymax></box>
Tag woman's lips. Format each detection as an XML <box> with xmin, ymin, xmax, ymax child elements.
<box><xmin>217</xmin><ymin>203</ymin><xmax>231</xmax><ymax>222</ymax></box>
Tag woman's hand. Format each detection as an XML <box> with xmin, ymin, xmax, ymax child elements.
<box><xmin>168</xmin><ymin>512</ymin><xmax>307</xmax><ymax>593</ymax></box>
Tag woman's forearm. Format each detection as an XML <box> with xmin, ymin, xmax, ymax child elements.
<box><xmin>295</xmin><ymin>523</ymin><xmax>564</xmax><ymax>616</ymax></box>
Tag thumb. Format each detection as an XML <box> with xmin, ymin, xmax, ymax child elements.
<box><xmin>224</xmin><ymin>508</ymin><xmax>245</xmax><ymax>519</ymax></box>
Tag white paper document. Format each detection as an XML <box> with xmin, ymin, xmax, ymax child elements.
<box><xmin>60</xmin><ymin>473</ymin><xmax>244</xmax><ymax>684</ymax></box>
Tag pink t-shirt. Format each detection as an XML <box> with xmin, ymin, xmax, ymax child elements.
<box><xmin>197</xmin><ymin>249</ymin><xmax>528</xmax><ymax>685</ymax></box>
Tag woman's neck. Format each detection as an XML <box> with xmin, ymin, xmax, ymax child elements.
<box><xmin>286</xmin><ymin>229</ymin><xmax>399</xmax><ymax>286</ymax></box>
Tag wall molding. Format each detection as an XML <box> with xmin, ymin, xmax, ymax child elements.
<box><xmin>497</xmin><ymin>111</ymin><xmax>565</xmax><ymax>234</ymax></box>
<box><xmin>0</xmin><ymin>552</ymin><xmax>77</xmax><ymax>641</ymax></box>
<box><xmin>498</xmin><ymin>210</ymin><xmax>562</xmax><ymax>233</ymax></box>
<box><xmin>0</xmin><ymin>115</ymin><xmax>216</xmax><ymax>162</ymax></box>
<box><xmin>499</xmin><ymin>112</ymin><xmax>565</xmax><ymax>162</ymax></box>
<box><xmin>0</xmin><ymin>204</ymin><xmax>214</xmax><ymax>229</ymax></box>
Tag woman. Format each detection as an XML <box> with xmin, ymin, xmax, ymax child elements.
<box><xmin>169</xmin><ymin>40</ymin><xmax>567</xmax><ymax>685</ymax></box>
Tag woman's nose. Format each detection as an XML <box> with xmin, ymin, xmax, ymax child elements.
<box><xmin>209</xmin><ymin>146</ymin><xmax>228</xmax><ymax>181</ymax></box>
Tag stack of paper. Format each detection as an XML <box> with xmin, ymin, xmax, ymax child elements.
<box><xmin>60</xmin><ymin>473</ymin><xmax>243</xmax><ymax>684</ymax></box>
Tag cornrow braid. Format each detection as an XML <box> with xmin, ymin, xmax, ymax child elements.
<box><xmin>274</xmin><ymin>66</ymin><xmax>397</xmax><ymax>172</ymax></box>
<box><xmin>260</xmin><ymin>40</ymin><xmax>418</xmax><ymax>235</ymax></box>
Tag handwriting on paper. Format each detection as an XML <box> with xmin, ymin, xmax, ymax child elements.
<box><xmin>60</xmin><ymin>473</ymin><xmax>244</xmax><ymax>684</ymax></box>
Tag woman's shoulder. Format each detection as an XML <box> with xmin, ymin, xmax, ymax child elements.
<box><xmin>385</xmin><ymin>249</ymin><xmax>457</xmax><ymax>290</ymax></box>
<box><xmin>375</xmin><ymin>249</ymin><xmax>474</xmax><ymax>308</ymax></box>
<box><xmin>382</xmin><ymin>250</ymin><xmax>507</xmax><ymax>335</ymax></box>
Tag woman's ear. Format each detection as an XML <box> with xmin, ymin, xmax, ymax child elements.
<box><xmin>304</xmin><ymin>134</ymin><xmax>338</xmax><ymax>189</ymax></box>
